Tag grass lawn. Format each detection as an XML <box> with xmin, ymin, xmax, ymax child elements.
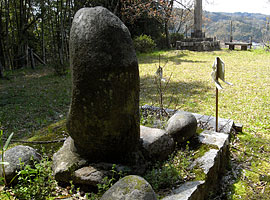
<box><xmin>0</xmin><ymin>48</ymin><xmax>270</xmax><ymax>199</ymax></box>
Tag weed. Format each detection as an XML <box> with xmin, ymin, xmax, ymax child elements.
<box><xmin>144</xmin><ymin>145</ymin><xmax>194</xmax><ymax>191</ymax></box>
<box><xmin>97</xmin><ymin>164</ymin><xmax>123</xmax><ymax>196</ymax></box>
<box><xmin>11</xmin><ymin>154</ymin><xmax>57</xmax><ymax>200</ymax></box>
<box><xmin>0</xmin><ymin>131</ymin><xmax>14</xmax><ymax>186</ymax></box>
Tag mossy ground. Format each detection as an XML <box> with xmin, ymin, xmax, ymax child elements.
<box><xmin>0</xmin><ymin>48</ymin><xmax>269</xmax><ymax>199</ymax></box>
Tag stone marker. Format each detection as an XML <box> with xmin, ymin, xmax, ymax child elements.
<box><xmin>193</xmin><ymin>0</ymin><xmax>203</xmax><ymax>38</ymax></box>
<box><xmin>67</xmin><ymin>7</ymin><xmax>140</xmax><ymax>162</ymax></box>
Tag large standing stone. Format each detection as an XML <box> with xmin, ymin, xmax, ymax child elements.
<box><xmin>67</xmin><ymin>7</ymin><xmax>140</xmax><ymax>162</ymax></box>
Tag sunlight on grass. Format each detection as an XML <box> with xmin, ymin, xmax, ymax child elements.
<box><xmin>139</xmin><ymin>49</ymin><xmax>270</xmax><ymax>132</ymax></box>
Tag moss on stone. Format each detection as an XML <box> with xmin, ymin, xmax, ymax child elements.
<box><xmin>196</xmin><ymin>127</ymin><xmax>204</xmax><ymax>135</ymax></box>
<box><xmin>192</xmin><ymin>166</ymin><xmax>206</xmax><ymax>181</ymax></box>
<box><xmin>122</xmin><ymin>176</ymin><xmax>151</xmax><ymax>194</ymax></box>
<box><xmin>193</xmin><ymin>143</ymin><xmax>219</xmax><ymax>160</ymax></box>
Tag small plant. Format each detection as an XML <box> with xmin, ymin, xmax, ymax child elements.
<box><xmin>144</xmin><ymin>143</ymin><xmax>197</xmax><ymax>191</ymax></box>
<box><xmin>144</xmin><ymin>155</ymin><xmax>183</xmax><ymax>191</ymax></box>
<box><xmin>52</xmin><ymin>61</ymin><xmax>68</xmax><ymax>76</ymax></box>
<box><xmin>0</xmin><ymin>130</ymin><xmax>14</xmax><ymax>186</ymax></box>
<box><xmin>133</xmin><ymin>34</ymin><xmax>156</xmax><ymax>53</ymax></box>
<box><xmin>12</xmin><ymin>154</ymin><xmax>57</xmax><ymax>200</ymax></box>
<box><xmin>97</xmin><ymin>164</ymin><xmax>124</xmax><ymax>196</ymax></box>
<box><xmin>154</xmin><ymin>55</ymin><xmax>176</xmax><ymax>120</ymax></box>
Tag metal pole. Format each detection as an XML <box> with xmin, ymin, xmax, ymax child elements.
<box><xmin>216</xmin><ymin>58</ymin><xmax>220</xmax><ymax>132</ymax></box>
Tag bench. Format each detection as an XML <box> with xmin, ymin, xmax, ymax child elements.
<box><xmin>225</xmin><ymin>42</ymin><xmax>252</xmax><ymax>50</ymax></box>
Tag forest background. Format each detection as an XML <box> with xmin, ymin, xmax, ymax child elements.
<box><xmin>0</xmin><ymin>0</ymin><xmax>269</xmax><ymax>78</ymax></box>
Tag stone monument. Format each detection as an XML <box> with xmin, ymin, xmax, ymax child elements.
<box><xmin>67</xmin><ymin>6</ymin><xmax>140</xmax><ymax>162</ymax></box>
<box><xmin>177</xmin><ymin>0</ymin><xmax>220</xmax><ymax>51</ymax></box>
<box><xmin>192</xmin><ymin>0</ymin><xmax>203</xmax><ymax>38</ymax></box>
<box><xmin>53</xmin><ymin>6</ymin><xmax>191</xmax><ymax>186</ymax></box>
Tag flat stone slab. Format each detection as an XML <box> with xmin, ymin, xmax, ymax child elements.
<box><xmin>162</xmin><ymin>130</ymin><xmax>230</xmax><ymax>200</ymax></box>
<box><xmin>162</xmin><ymin>181</ymin><xmax>205</xmax><ymax>200</ymax></box>
<box><xmin>199</xmin><ymin>130</ymin><xmax>229</xmax><ymax>149</ymax></box>
<box><xmin>192</xmin><ymin>113</ymin><xmax>234</xmax><ymax>134</ymax></box>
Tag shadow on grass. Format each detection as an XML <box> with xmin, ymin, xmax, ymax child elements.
<box><xmin>138</xmin><ymin>50</ymin><xmax>208</xmax><ymax>66</ymax></box>
<box><xmin>0</xmin><ymin>69</ymin><xmax>71</xmax><ymax>139</ymax></box>
<box><xmin>140</xmin><ymin>75</ymin><xmax>212</xmax><ymax>114</ymax></box>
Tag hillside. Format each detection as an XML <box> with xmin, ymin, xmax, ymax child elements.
<box><xmin>203</xmin><ymin>11</ymin><xmax>270</xmax><ymax>43</ymax></box>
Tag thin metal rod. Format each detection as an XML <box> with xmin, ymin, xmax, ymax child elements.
<box><xmin>216</xmin><ymin>87</ymin><xmax>218</xmax><ymax>132</ymax></box>
<box><xmin>216</xmin><ymin>57</ymin><xmax>220</xmax><ymax>132</ymax></box>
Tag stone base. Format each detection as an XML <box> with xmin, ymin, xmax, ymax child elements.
<box><xmin>52</xmin><ymin>137</ymin><xmax>135</xmax><ymax>186</ymax></box>
<box><xmin>176</xmin><ymin>38</ymin><xmax>220</xmax><ymax>51</ymax></box>
<box><xmin>53</xmin><ymin>125</ymin><xmax>177</xmax><ymax>186</ymax></box>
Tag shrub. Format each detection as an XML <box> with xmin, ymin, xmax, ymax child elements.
<box><xmin>155</xmin><ymin>33</ymin><xmax>167</xmax><ymax>49</ymax></box>
<box><xmin>133</xmin><ymin>34</ymin><xmax>156</xmax><ymax>53</ymax></box>
<box><xmin>170</xmin><ymin>33</ymin><xmax>184</xmax><ymax>47</ymax></box>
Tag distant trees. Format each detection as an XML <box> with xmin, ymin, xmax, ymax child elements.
<box><xmin>0</xmin><ymin>0</ymin><xmax>73</xmax><ymax>72</ymax></box>
<box><xmin>0</xmin><ymin>0</ymin><xmax>193</xmax><ymax>76</ymax></box>
<box><xmin>204</xmin><ymin>12</ymin><xmax>267</xmax><ymax>43</ymax></box>
<box><xmin>169</xmin><ymin>0</ymin><xmax>193</xmax><ymax>34</ymax></box>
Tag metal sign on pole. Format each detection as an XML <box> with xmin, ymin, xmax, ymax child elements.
<box><xmin>211</xmin><ymin>57</ymin><xmax>232</xmax><ymax>132</ymax></box>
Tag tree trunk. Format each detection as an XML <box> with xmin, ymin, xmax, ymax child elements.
<box><xmin>30</xmin><ymin>48</ymin><xmax>35</xmax><ymax>69</ymax></box>
<box><xmin>0</xmin><ymin>61</ymin><xmax>3</xmax><ymax>78</ymax></box>
<box><xmin>41</xmin><ymin>0</ymin><xmax>46</xmax><ymax>63</ymax></box>
<box><xmin>165</xmin><ymin>21</ymin><xmax>171</xmax><ymax>49</ymax></box>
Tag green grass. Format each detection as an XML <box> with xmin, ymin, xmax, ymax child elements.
<box><xmin>0</xmin><ymin>49</ymin><xmax>270</xmax><ymax>199</ymax></box>
<box><xmin>0</xmin><ymin>66</ymin><xmax>71</xmax><ymax>139</ymax></box>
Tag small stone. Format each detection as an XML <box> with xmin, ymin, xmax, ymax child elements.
<box><xmin>0</xmin><ymin>145</ymin><xmax>41</xmax><ymax>183</ymax></box>
<box><xmin>140</xmin><ymin>126</ymin><xmax>175</xmax><ymax>161</ymax></box>
<box><xmin>166</xmin><ymin>111</ymin><xmax>197</xmax><ymax>143</ymax></box>
<box><xmin>74</xmin><ymin>166</ymin><xmax>108</xmax><ymax>186</ymax></box>
<box><xmin>100</xmin><ymin>175</ymin><xmax>157</xmax><ymax>200</ymax></box>
<box><xmin>52</xmin><ymin>137</ymin><xmax>87</xmax><ymax>183</ymax></box>
<box><xmin>73</xmin><ymin>163</ymin><xmax>131</xmax><ymax>186</ymax></box>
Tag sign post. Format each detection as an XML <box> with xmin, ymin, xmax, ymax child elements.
<box><xmin>211</xmin><ymin>57</ymin><xmax>232</xmax><ymax>132</ymax></box>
